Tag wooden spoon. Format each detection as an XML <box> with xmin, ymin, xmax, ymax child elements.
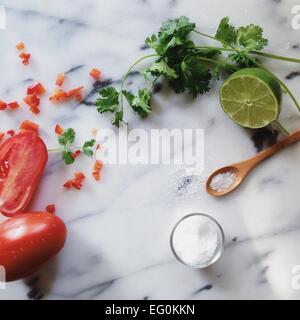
<box><xmin>206</xmin><ymin>128</ymin><xmax>300</xmax><ymax>197</ymax></box>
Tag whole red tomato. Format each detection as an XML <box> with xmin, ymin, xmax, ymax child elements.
<box><xmin>0</xmin><ymin>129</ymin><xmax>48</xmax><ymax>217</ymax></box>
<box><xmin>0</xmin><ymin>212</ymin><xmax>67</xmax><ymax>282</ymax></box>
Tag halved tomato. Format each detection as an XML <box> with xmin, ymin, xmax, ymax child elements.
<box><xmin>0</xmin><ymin>129</ymin><xmax>48</xmax><ymax>217</ymax></box>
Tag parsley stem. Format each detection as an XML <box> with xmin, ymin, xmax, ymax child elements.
<box><xmin>120</xmin><ymin>54</ymin><xmax>158</xmax><ymax>110</ymax></box>
<box><xmin>193</xmin><ymin>29</ymin><xmax>236</xmax><ymax>50</ymax></box>
<box><xmin>273</xmin><ymin>120</ymin><xmax>290</xmax><ymax>136</ymax></box>
<box><xmin>250</xmin><ymin>51</ymin><xmax>300</xmax><ymax>64</ymax></box>
<box><xmin>248</xmin><ymin>56</ymin><xmax>300</xmax><ymax>113</ymax></box>
<box><xmin>197</xmin><ymin>57</ymin><xmax>237</xmax><ymax>72</ymax></box>
<box><xmin>47</xmin><ymin>147</ymin><xmax>81</xmax><ymax>153</ymax></box>
<box><xmin>195</xmin><ymin>45</ymin><xmax>232</xmax><ymax>52</ymax></box>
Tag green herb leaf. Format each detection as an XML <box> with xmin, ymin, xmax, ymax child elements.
<box><xmin>58</xmin><ymin>128</ymin><xmax>75</xmax><ymax>146</ymax></box>
<box><xmin>236</xmin><ymin>24</ymin><xmax>268</xmax><ymax>51</ymax></box>
<box><xmin>143</xmin><ymin>60</ymin><xmax>178</xmax><ymax>79</ymax></box>
<box><xmin>215</xmin><ymin>17</ymin><xmax>237</xmax><ymax>45</ymax></box>
<box><xmin>111</xmin><ymin>110</ymin><xmax>123</xmax><ymax>127</ymax></box>
<box><xmin>123</xmin><ymin>88</ymin><xmax>152</xmax><ymax>117</ymax></box>
<box><xmin>62</xmin><ymin>150</ymin><xmax>75</xmax><ymax>165</ymax></box>
<box><xmin>82</xmin><ymin>139</ymin><xmax>96</xmax><ymax>157</ymax></box>
<box><xmin>96</xmin><ymin>87</ymin><xmax>120</xmax><ymax>113</ymax></box>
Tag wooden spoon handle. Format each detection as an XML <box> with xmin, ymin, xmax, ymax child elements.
<box><xmin>246</xmin><ymin>128</ymin><xmax>300</xmax><ymax>169</ymax></box>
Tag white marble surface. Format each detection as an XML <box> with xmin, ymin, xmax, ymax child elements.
<box><xmin>0</xmin><ymin>0</ymin><xmax>300</xmax><ymax>300</ymax></box>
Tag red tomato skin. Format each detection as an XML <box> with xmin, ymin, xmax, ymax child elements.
<box><xmin>0</xmin><ymin>212</ymin><xmax>67</xmax><ymax>282</ymax></box>
<box><xmin>0</xmin><ymin>131</ymin><xmax>48</xmax><ymax>217</ymax></box>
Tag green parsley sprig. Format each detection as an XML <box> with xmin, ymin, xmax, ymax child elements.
<box><xmin>96</xmin><ymin>16</ymin><xmax>300</xmax><ymax>127</ymax></box>
<box><xmin>49</xmin><ymin>128</ymin><xmax>96</xmax><ymax>165</ymax></box>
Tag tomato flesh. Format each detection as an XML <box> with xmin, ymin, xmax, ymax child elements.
<box><xmin>0</xmin><ymin>212</ymin><xmax>66</xmax><ymax>282</ymax></box>
<box><xmin>0</xmin><ymin>131</ymin><xmax>48</xmax><ymax>217</ymax></box>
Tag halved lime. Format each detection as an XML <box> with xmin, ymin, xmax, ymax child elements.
<box><xmin>219</xmin><ymin>68</ymin><xmax>282</xmax><ymax>129</ymax></box>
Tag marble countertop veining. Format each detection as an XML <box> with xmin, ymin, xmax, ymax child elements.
<box><xmin>1</xmin><ymin>0</ymin><xmax>300</xmax><ymax>300</ymax></box>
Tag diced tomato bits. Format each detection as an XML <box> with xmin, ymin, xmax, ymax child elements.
<box><xmin>75</xmin><ymin>93</ymin><xmax>83</xmax><ymax>102</ymax></box>
<box><xmin>89</xmin><ymin>68</ymin><xmax>101</xmax><ymax>80</ymax></box>
<box><xmin>63</xmin><ymin>180</ymin><xmax>73</xmax><ymax>189</ymax></box>
<box><xmin>29</xmin><ymin>106</ymin><xmax>40</xmax><ymax>114</ymax></box>
<box><xmin>0</xmin><ymin>101</ymin><xmax>7</xmax><ymax>110</ymax></box>
<box><xmin>56</xmin><ymin>73</ymin><xmax>65</xmax><ymax>87</ymax></box>
<box><xmin>27</xmin><ymin>83</ymin><xmax>46</xmax><ymax>96</ymax></box>
<box><xmin>19</xmin><ymin>52</ymin><xmax>31</xmax><ymax>65</ymax></box>
<box><xmin>23</xmin><ymin>94</ymin><xmax>40</xmax><ymax>114</ymax></box>
<box><xmin>6</xmin><ymin>130</ymin><xmax>15</xmax><ymax>137</ymax></box>
<box><xmin>16</xmin><ymin>42</ymin><xmax>25</xmax><ymax>50</ymax></box>
<box><xmin>96</xmin><ymin>144</ymin><xmax>101</xmax><ymax>150</ymax></box>
<box><xmin>49</xmin><ymin>89</ymin><xmax>67</xmax><ymax>103</ymax></box>
<box><xmin>7</xmin><ymin>101</ymin><xmax>20</xmax><ymax>110</ymax></box>
<box><xmin>0</xmin><ymin>132</ymin><xmax>4</xmax><ymax>142</ymax></box>
<box><xmin>19</xmin><ymin>53</ymin><xmax>30</xmax><ymax>60</ymax></box>
<box><xmin>71</xmin><ymin>150</ymin><xmax>81</xmax><ymax>159</ymax></box>
<box><xmin>92</xmin><ymin>171</ymin><xmax>101</xmax><ymax>181</ymax></box>
<box><xmin>63</xmin><ymin>172</ymin><xmax>86</xmax><ymax>190</ymax></box>
<box><xmin>55</xmin><ymin>124</ymin><xmax>64</xmax><ymax>135</ymax></box>
<box><xmin>66</xmin><ymin>86</ymin><xmax>83</xmax><ymax>98</ymax></box>
<box><xmin>93</xmin><ymin>160</ymin><xmax>103</xmax><ymax>171</ymax></box>
<box><xmin>45</xmin><ymin>204</ymin><xmax>56</xmax><ymax>213</ymax></box>
<box><xmin>20</xmin><ymin>120</ymin><xmax>39</xmax><ymax>133</ymax></box>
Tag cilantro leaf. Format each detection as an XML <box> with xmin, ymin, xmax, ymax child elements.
<box><xmin>236</xmin><ymin>24</ymin><xmax>268</xmax><ymax>51</ymax></box>
<box><xmin>215</xmin><ymin>17</ymin><xmax>237</xmax><ymax>45</ymax></box>
<box><xmin>82</xmin><ymin>139</ymin><xmax>96</xmax><ymax>157</ymax></box>
<box><xmin>62</xmin><ymin>150</ymin><xmax>75</xmax><ymax>165</ymax></box>
<box><xmin>181</xmin><ymin>56</ymin><xmax>212</xmax><ymax>97</ymax></box>
<box><xmin>96</xmin><ymin>87</ymin><xmax>120</xmax><ymax>113</ymax></box>
<box><xmin>58</xmin><ymin>128</ymin><xmax>75</xmax><ymax>146</ymax></box>
<box><xmin>143</xmin><ymin>60</ymin><xmax>178</xmax><ymax>79</ymax></box>
<box><xmin>145</xmin><ymin>16</ymin><xmax>196</xmax><ymax>56</ymax></box>
<box><xmin>111</xmin><ymin>111</ymin><xmax>123</xmax><ymax>127</ymax></box>
<box><xmin>123</xmin><ymin>88</ymin><xmax>152</xmax><ymax>117</ymax></box>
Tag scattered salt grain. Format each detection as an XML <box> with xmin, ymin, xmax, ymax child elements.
<box><xmin>210</xmin><ymin>171</ymin><xmax>236</xmax><ymax>192</ymax></box>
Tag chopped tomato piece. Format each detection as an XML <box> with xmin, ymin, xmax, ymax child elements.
<box><xmin>75</xmin><ymin>93</ymin><xmax>83</xmax><ymax>102</ymax></box>
<box><xmin>89</xmin><ymin>68</ymin><xmax>101</xmax><ymax>80</ymax></box>
<box><xmin>0</xmin><ymin>101</ymin><xmax>7</xmax><ymax>110</ymax></box>
<box><xmin>96</xmin><ymin>144</ymin><xmax>101</xmax><ymax>150</ymax></box>
<box><xmin>49</xmin><ymin>89</ymin><xmax>67</xmax><ymax>102</ymax></box>
<box><xmin>6</xmin><ymin>130</ymin><xmax>15</xmax><ymax>137</ymax></box>
<box><xmin>56</xmin><ymin>73</ymin><xmax>65</xmax><ymax>87</ymax></box>
<box><xmin>0</xmin><ymin>132</ymin><xmax>4</xmax><ymax>142</ymax></box>
<box><xmin>29</xmin><ymin>106</ymin><xmax>40</xmax><ymax>115</ymax></box>
<box><xmin>63</xmin><ymin>172</ymin><xmax>85</xmax><ymax>190</ymax></box>
<box><xmin>66</xmin><ymin>86</ymin><xmax>83</xmax><ymax>98</ymax></box>
<box><xmin>7</xmin><ymin>102</ymin><xmax>20</xmax><ymax>110</ymax></box>
<box><xmin>63</xmin><ymin>180</ymin><xmax>73</xmax><ymax>189</ymax></box>
<box><xmin>93</xmin><ymin>160</ymin><xmax>103</xmax><ymax>171</ymax></box>
<box><xmin>55</xmin><ymin>124</ymin><xmax>64</xmax><ymax>135</ymax></box>
<box><xmin>19</xmin><ymin>52</ymin><xmax>30</xmax><ymax>65</ymax></box>
<box><xmin>27</xmin><ymin>83</ymin><xmax>46</xmax><ymax>96</ymax></box>
<box><xmin>92</xmin><ymin>171</ymin><xmax>101</xmax><ymax>181</ymax></box>
<box><xmin>20</xmin><ymin>120</ymin><xmax>39</xmax><ymax>134</ymax></box>
<box><xmin>45</xmin><ymin>204</ymin><xmax>56</xmax><ymax>213</ymax></box>
<box><xmin>71</xmin><ymin>150</ymin><xmax>81</xmax><ymax>159</ymax></box>
<box><xmin>16</xmin><ymin>42</ymin><xmax>25</xmax><ymax>50</ymax></box>
<box><xmin>23</xmin><ymin>94</ymin><xmax>40</xmax><ymax>108</ymax></box>
<box><xmin>19</xmin><ymin>52</ymin><xmax>30</xmax><ymax>60</ymax></box>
